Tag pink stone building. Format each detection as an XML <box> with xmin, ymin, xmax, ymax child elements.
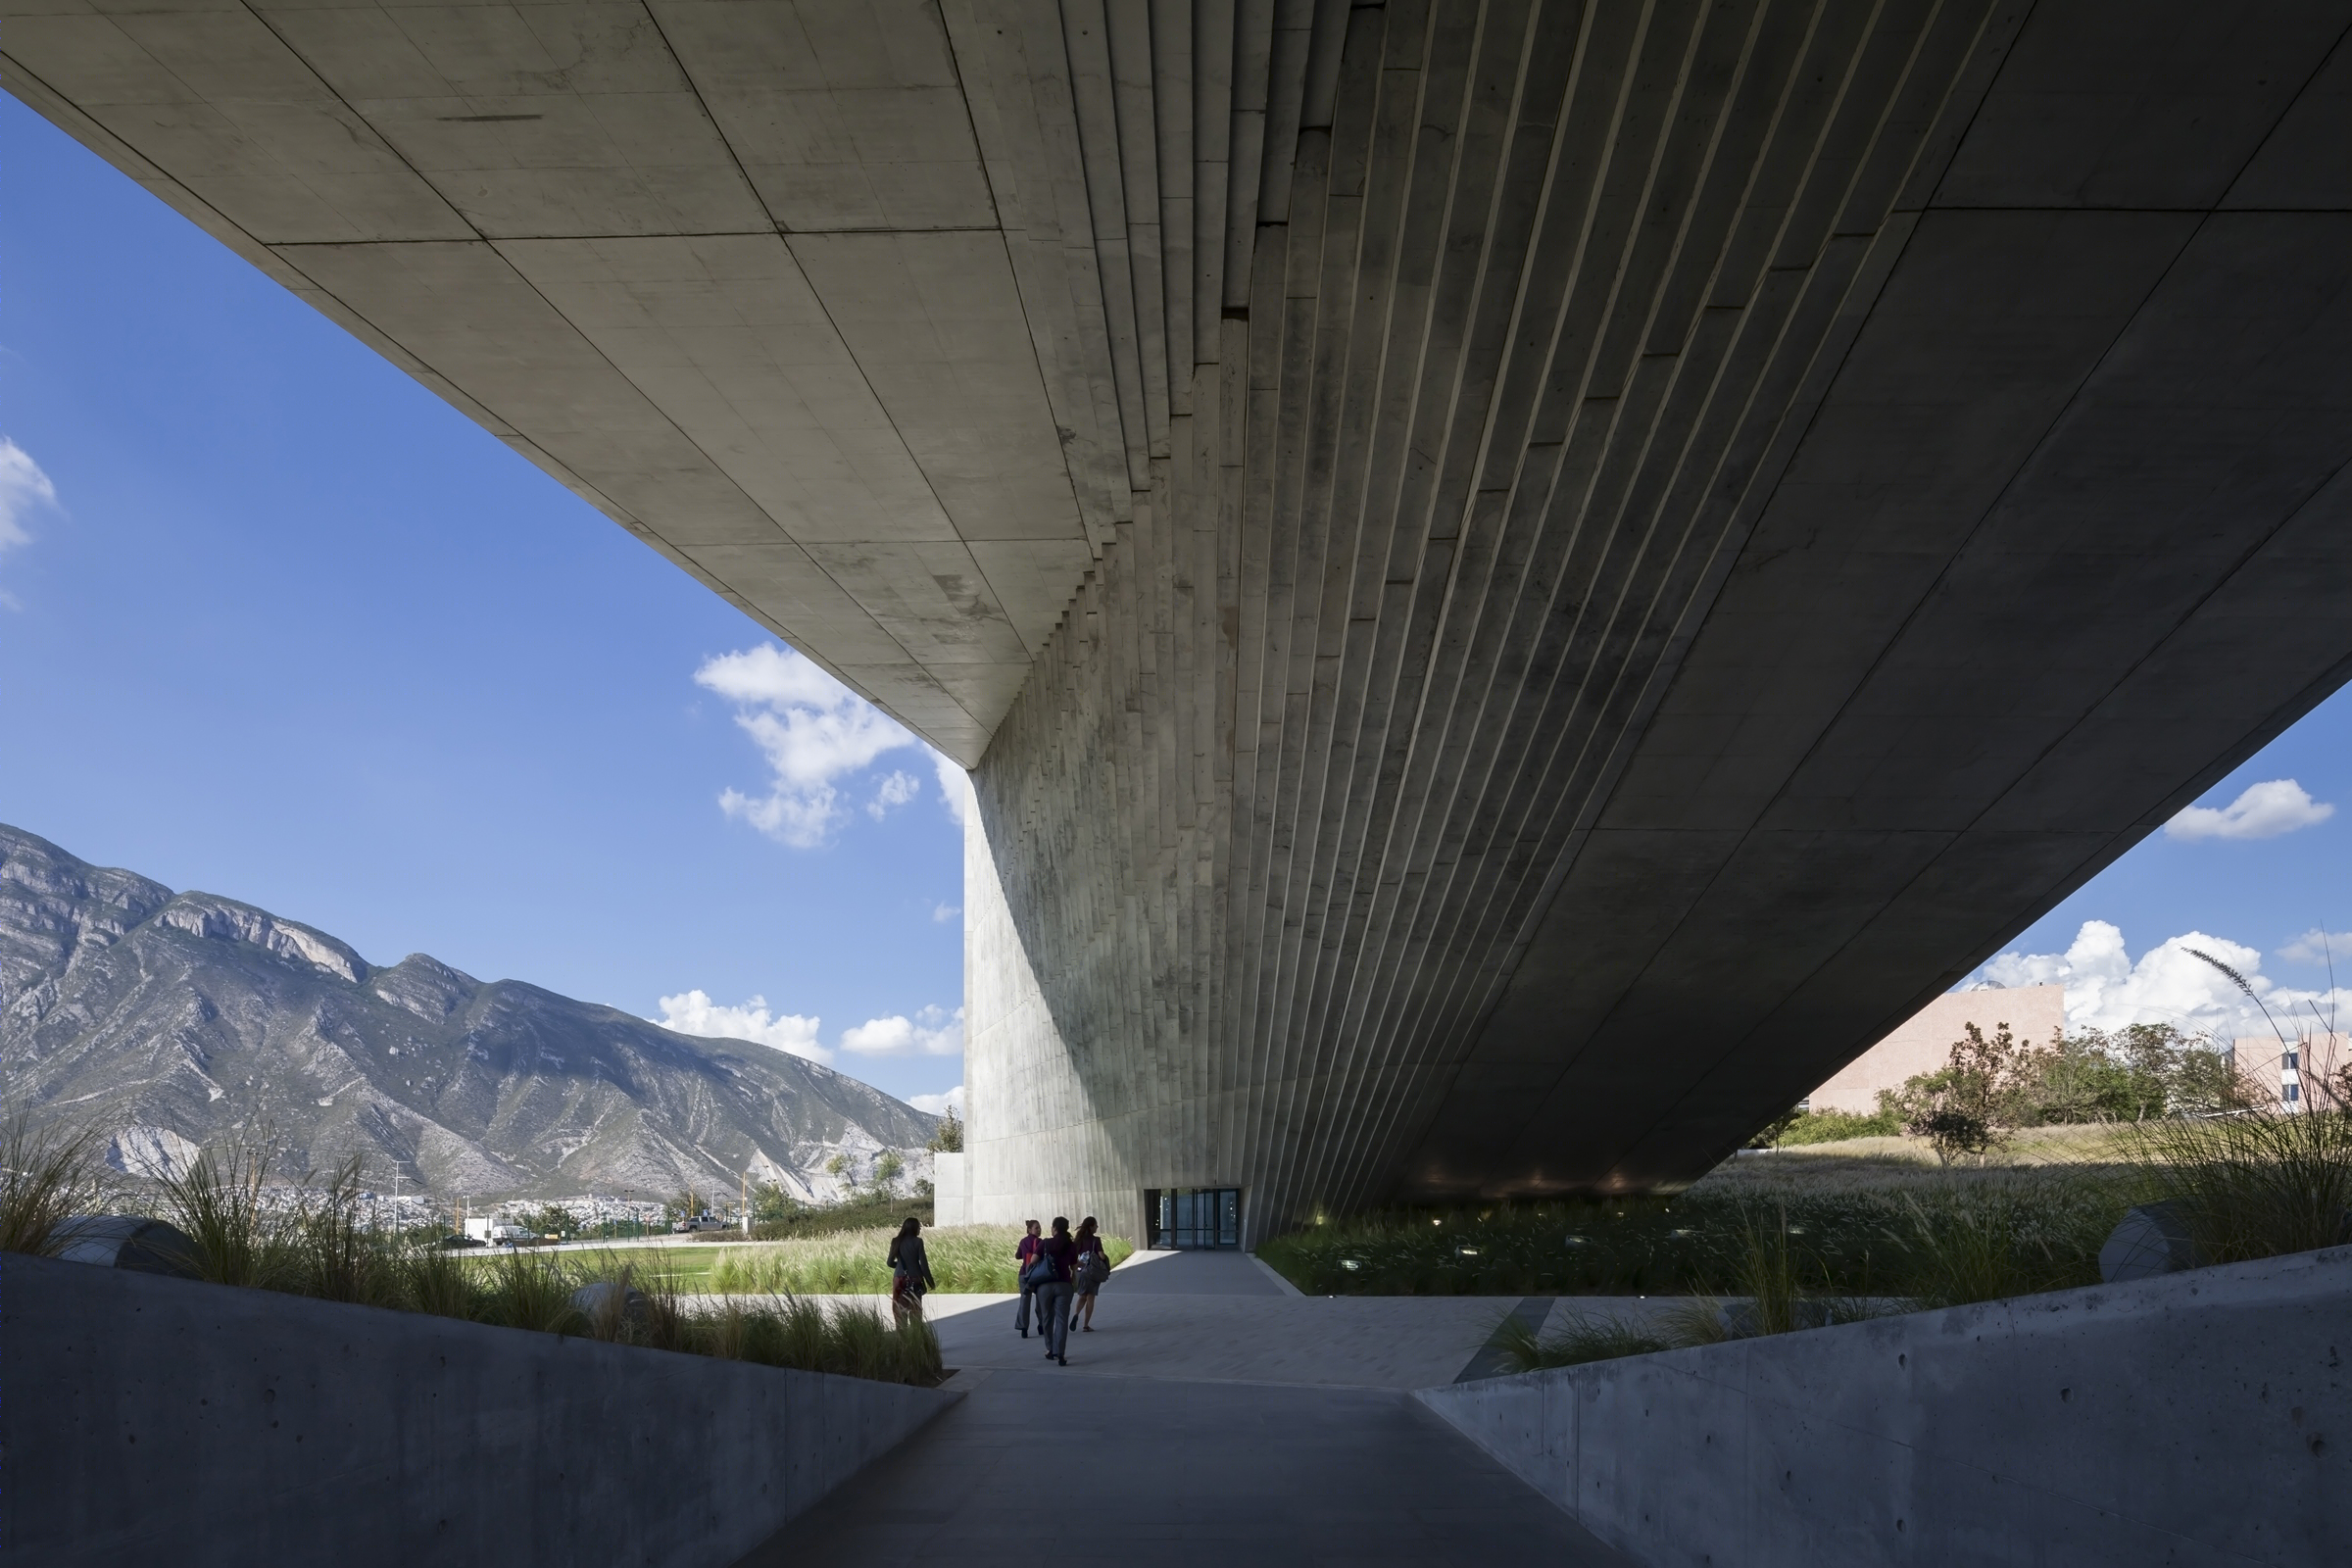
<box><xmin>1806</xmin><ymin>985</ymin><xmax>2067</xmax><ymax>1115</ymax></box>
<box><xmin>2230</xmin><ymin>1032</ymin><xmax>2349</xmax><ymax>1111</ymax></box>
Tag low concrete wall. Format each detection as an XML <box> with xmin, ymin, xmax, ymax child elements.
<box><xmin>1417</xmin><ymin>1248</ymin><xmax>2351</xmax><ymax>1567</ymax></box>
<box><xmin>1</xmin><ymin>1253</ymin><xmax>955</xmax><ymax>1566</ymax></box>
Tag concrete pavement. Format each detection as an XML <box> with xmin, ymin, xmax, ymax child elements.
<box><xmin>737</xmin><ymin>1250</ymin><xmax>1632</xmax><ymax>1567</ymax></box>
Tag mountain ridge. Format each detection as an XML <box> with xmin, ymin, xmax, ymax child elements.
<box><xmin>0</xmin><ymin>824</ymin><xmax>935</xmax><ymax>1200</ymax></box>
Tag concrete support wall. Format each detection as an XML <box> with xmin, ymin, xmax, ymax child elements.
<box><xmin>962</xmin><ymin>1</ymin><xmax>2352</xmax><ymax>1231</ymax></box>
<box><xmin>931</xmin><ymin>1151</ymin><xmax>970</xmax><ymax>1229</ymax></box>
<box><xmin>1416</xmin><ymin>1248</ymin><xmax>2352</xmax><ymax>1568</ymax></box>
<box><xmin>0</xmin><ymin>1254</ymin><xmax>955</xmax><ymax>1567</ymax></box>
<box><xmin>963</xmin><ymin>0</ymin><xmax>2021</xmax><ymax>1238</ymax></box>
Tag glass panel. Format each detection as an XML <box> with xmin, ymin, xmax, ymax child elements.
<box><xmin>1150</xmin><ymin>1188</ymin><xmax>1244</xmax><ymax>1249</ymax></box>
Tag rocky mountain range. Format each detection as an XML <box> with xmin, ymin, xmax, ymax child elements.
<box><xmin>0</xmin><ymin>824</ymin><xmax>936</xmax><ymax>1200</ymax></box>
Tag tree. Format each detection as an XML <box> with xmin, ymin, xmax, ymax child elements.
<box><xmin>872</xmin><ymin>1150</ymin><xmax>906</xmax><ymax>1191</ymax></box>
<box><xmin>1745</xmin><ymin>1106</ymin><xmax>1803</xmax><ymax>1149</ymax></box>
<box><xmin>750</xmin><ymin>1180</ymin><xmax>805</xmax><ymax>1226</ymax></box>
<box><xmin>2171</xmin><ymin>1044</ymin><xmax>2262</xmax><ymax>1115</ymax></box>
<box><xmin>1885</xmin><ymin>1021</ymin><xmax>2034</xmax><ymax>1164</ymax></box>
<box><xmin>2007</xmin><ymin>1030</ymin><xmax>2136</xmax><ymax>1125</ymax></box>
<box><xmin>518</xmin><ymin>1202</ymin><xmax>580</xmax><ymax>1239</ymax></box>
<box><xmin>927</xmin><ymin>1106</ymin><xmax>964</xmax><ymax>1153</ymax></box>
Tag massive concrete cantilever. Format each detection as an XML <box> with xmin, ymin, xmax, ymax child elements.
<box><xmin>14</xmin><ymin>2</ymin><xmax>2352</xmax><ymax>1239</ymax></box>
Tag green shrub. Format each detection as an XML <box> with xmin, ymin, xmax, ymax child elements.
<box><xmin>1773</xmin><ymin>1108</ymin><xmax>1900</xmax><ymax>1145</ymax></box>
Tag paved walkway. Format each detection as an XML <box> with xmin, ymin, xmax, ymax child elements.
<box><xmin>733</xmin><ymin>1251</ymin><xmax>1634</xmax><ymax>1566</ymax></box>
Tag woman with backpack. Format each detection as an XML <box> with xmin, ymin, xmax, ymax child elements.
<box><xmin>1024</xmin><ymin>1215</ymin><xmax>1079</xmax><ymax>1364</ymax></box>
<box><xmin>887</xmin><ymin>1215</ymin><xmax>934</xmax><ymax>1328</ymax></box>
<box><xmin>1070</xmin><ymin>1215</ymin><xmax>1110</xmax><ymax>1332</ymax></box>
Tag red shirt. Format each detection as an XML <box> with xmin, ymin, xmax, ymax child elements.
<box><xmin>1015</xmin><ymin>1234</ymin><xmax>1040</xmax><ymax>1262</ymax></box>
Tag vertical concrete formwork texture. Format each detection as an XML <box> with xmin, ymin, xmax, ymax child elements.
<box><xmin>958</xmin><ymin>0</ymin><xmax>2352</xmax><ymax>1238</ymax></box>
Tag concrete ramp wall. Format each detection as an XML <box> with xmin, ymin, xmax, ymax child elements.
<box><xmin>0</xmin><ymin>1253</ymin><xmax>955</xmax><ymax>1566</ymax></box>
<box><xmin>1417</xmin><ymin>1248</ymin><xmax>2352</xmax><ymax>1568</ymax></box>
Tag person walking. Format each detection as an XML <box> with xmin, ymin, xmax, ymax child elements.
<box><xmin>1071</xmin><ymin>1215</ymin><xmax>1110</xmax><ymax>1332</ymax></box>
<box><xmin>1011</xmin><ymin>1219</ymin><xmax>1044</xmax><ymax>1337</ymax></box>
<box><xmin>1030</xmin><ymin>1215</ymin><xmax>1078</xmax><ymax>1365</ymax></box>
<box><xmin>887</xmin><ymin>1216</ymin><xmax>934</xmax><ymax>1329</ymax></box>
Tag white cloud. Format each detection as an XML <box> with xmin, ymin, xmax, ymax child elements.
<box><xmin>0</xmin><ymin>438</ymin><xmax>57</xmax><ymax>606</ymax></box>
<box><xmin>908</xmin><ymin>1084</ymin><xmax>966</xmax><ymax>1117</ymax></box>
<box><xmin>697</xmin><ymin>644</ymin><xmax>967</xmax><ymax>848</ymax></box>
<box><xmin>866</xmin><ymin>769</ymin><xmax>920</xmax><ymax>820</ymax></box>
<box><xmin>934</xmin><ymin>753</ymin><xmax>975</xmax><ymax>829</ymax></box>
<box><xmin>2166</xmin><ymin>778</ymin><xmax>2333</xmax><ymax>842</ymax></box>
<box><xmin>841</xmin><ymin>1004</ymin><xmax>964</xmax><ymax>1057</ymax></box>
<box><xmin>1975</xmin><ymin>919</ymin><xmax>2352</xmax><ymax>1044</ymax></box>
<box><xmin>932</xmin><ymin>903</ymin><xmax>961</xmax><ymax>923</ymax></box>
<box><xmin>2279</xmin><ymin>929</ymin><xmax>2352</xmax><ymax>966</ymax></box>
<box><xmin>0</xmin><ymin>437</ymin><xmax>55</xmax><ymax>555</ymax></box>
<box><xmin>653</xmin><ymin>989</ymin><xmax>830</xmax><ymax>1064</ymax></box>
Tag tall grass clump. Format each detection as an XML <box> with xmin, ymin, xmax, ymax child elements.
<box><xmin>399</xmin><ymin>1244</ymin><xmax>482</xmax><ymax>1320</ymax></box>
<box><xmin>0</xmin><ymin>1118</ymin><xmax>109</xmax><ymax>1256</ymax></box>
<box><xmin>156</xmin><ymin>1141</ymin><xmax>302</xmax><ymax>1288</ymax></box>
<box><xmin>563</xmin><ymin>1253</ymin><xmax>943</xmax><ymax>1385</ymax></box>
<box><xmin>1491</xmin><ymin>1311</ymin><xmax>1675</xmax><ymax>1373</ymax></box>
<box><xmin>2124</xmin><ymin>1105</ymin><xmax>2352</xmax><ymax>1263</ymax></box>
<box><xmin>1891</xmin><ymin>1184</ymin><xmax>2110</xmax><ymax>1307</ymax></box>
<box><xmin>476</xmin><ymin>1247</ymin><xmax>586</xmax><ymax>1335</ymax></box>
<box><xmin>291</xmin><ymin>1155</ymin><xmax>403</xmax><ymax>1306</ymax></box>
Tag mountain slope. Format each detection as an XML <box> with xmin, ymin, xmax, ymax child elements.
<box><xmin>0</xmin><ymin>824</ymin><xmax>935</xmax><ymax>1200</ymax></box>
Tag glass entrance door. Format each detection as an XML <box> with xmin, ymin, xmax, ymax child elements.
<box><xmin>1147</xmin><ymin>1188</ymin><xmax>1241</xmax><ymax>1249</ymax></box>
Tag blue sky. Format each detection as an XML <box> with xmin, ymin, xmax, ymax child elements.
<box><xmin>0</xmin><ymin>94</ymin><xmax>964</xmax><ymax>1109</ymax></box>
<box><xmin>6</xmin><ymin>90</ymin><xmax>2350</xmax><ymax>1088</ymax></box>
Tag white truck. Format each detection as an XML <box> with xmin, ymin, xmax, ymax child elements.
<box><xmin>670</xmin><ymin>1210</ymin><xmax>726</xmax><ymax>1234</ymax></box>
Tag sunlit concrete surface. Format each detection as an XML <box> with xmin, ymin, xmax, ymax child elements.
<box><xmin>13</xmin><ymin>3</ymin><xmax>2352</xmax><ymax>1229</ymax></box>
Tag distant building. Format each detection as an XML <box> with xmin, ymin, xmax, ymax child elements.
<box><xmin>1806</xmin><ymin>986</ymin><xmax>2067</xmax><ymax>1115</ymax></box>
<box><xmin>2230</xmin><ymin>1032</ymin><xmax>2348</xmax><ymax>1111</ymax></box>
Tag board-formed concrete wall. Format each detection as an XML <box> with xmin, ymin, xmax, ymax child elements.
<box><xmin>0</xmin><ymin>1253</ymin><xmax>955</xmax><ymax>1567</ymax></box>
<box><xmin>960</xmin><ymin>1</ymin><xmax>2352</xmax><ymax>1236</ymax></box>
<box><xmin>1416</xmin><ymin>1247</ymin><xmax>2352</xmax><ymax>1567</ymax></box>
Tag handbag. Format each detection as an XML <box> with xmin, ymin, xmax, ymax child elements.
<box><xmin>1019</xmin><ymin>1253</ymin><xmax>1055</xmax><ymax>1290</ymax></box>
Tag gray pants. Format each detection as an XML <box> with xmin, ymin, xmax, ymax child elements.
<box><xmin>1014</xmin><ymin>1285</ymin><xmax>1039</xmax><ymax>1334</ymax></box>
<box><xmin>1034</xmin><ymin>1281</ymin><xmax>1073</xmax><ymax>1360</ymax></box>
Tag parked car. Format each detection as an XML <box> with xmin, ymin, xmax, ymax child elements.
<box><xmin>670</xmin><ymin>1211</ymin><xmax>726</xmax><ymax>1234</ymax></box>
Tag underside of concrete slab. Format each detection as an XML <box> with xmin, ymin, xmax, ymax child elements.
<box><xmin>13</xmin><ymin>2</ymin><xmax>2352</xmax><ymax>1229</ymax></box>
